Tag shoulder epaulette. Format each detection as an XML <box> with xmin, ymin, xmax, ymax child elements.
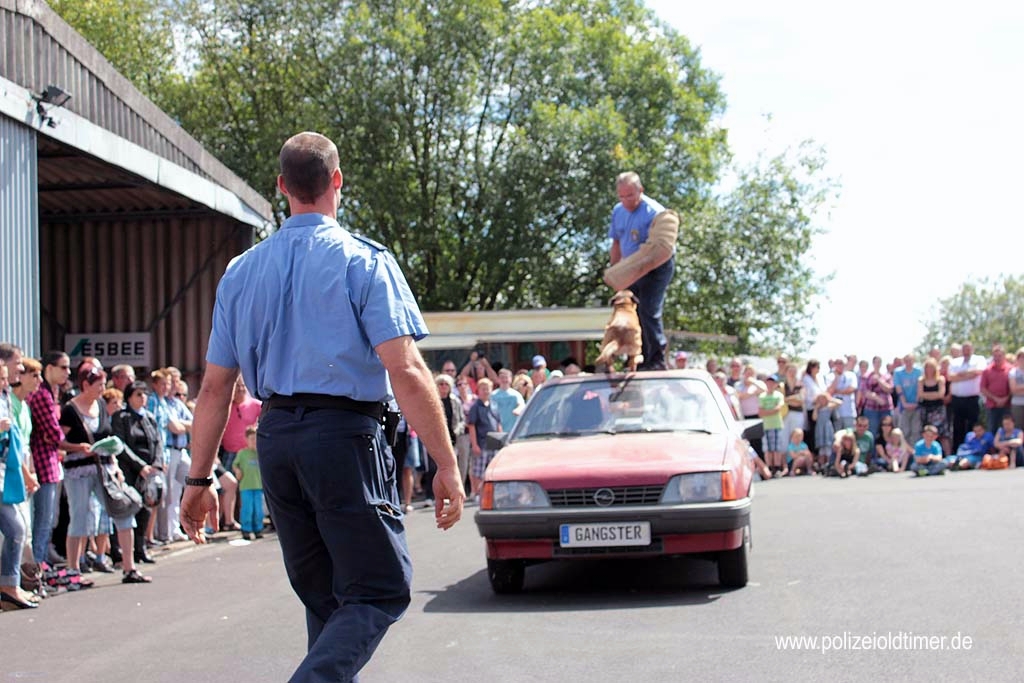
<box><xmin>351</xmin><ymin>233</ymin><xmax>388</xmax><ymax>252</ymax></box>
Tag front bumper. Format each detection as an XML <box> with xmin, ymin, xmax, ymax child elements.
<box><xmin>475</xmin><ymin>498</ymin><xmax>750</xmax><ymax>559</ymax></box>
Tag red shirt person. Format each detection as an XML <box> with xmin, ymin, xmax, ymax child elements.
<box><xmin>220</xmin><ymin>376</ymin><xmax>262</xmax><ymax>465</ymax></box>
<box><xmin>981</xmin><ymin>343</ymin><xmax>1012</xmax><ymax>433</ymax></box>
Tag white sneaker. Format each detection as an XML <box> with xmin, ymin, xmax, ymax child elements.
<box><xmin>403</xmin><ymin>504</ymin><xmax>415</xmax><ymax>514</ymax></box>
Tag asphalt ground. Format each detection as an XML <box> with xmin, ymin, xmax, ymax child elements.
<box><xmin>4</xmin><ymin>469</ymin><xmax>1023</xmax><ymax>682</ymax></box>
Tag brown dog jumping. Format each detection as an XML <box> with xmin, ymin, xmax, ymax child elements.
<box><xmin>594</xmin><ymin>289</ymin><xmax>643</xmax><ymax>373</ymax></box>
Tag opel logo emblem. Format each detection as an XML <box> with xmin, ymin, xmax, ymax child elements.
<box><xmin>593</xmin><ymin>488</ymin><xmax>615</xmax><ymax>506</ymax></box>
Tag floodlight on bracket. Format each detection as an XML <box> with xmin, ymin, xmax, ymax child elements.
<box><xmin>32</xmin><ymin>84</ymin><xmax>73</xmax><ymax>128</ymax></box>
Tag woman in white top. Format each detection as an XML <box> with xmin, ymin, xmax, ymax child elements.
<box><xmin>736</xmin><ymin>365</ymin><xmax>766</xmax><ymax>461</ymax></box>
<box><xmin>801</xmin><ymin>359</ymin><xmax>826</xmax><ymax>453</ymax></box>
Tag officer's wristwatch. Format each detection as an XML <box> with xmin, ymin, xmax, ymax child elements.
<box><xmin>185</xmin><ymin>476</ymin><xmax>215</xmax><ymax>487</ymax></box>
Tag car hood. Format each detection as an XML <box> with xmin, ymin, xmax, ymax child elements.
<box><xmin>488</xmin><ymin>432</ymin><xmax>732</xmax><ymax>488</ymax></box>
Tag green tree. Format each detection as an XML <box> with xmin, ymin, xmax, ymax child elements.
<box><xmin>49</xmin><ymin>0</ymin><xmax>181</xmax><ymax>110</ymax></box>
<box><xmin>670</xmin><ymin>142</ymin><xmax>836</xmax><ymax>355</ymax></box>
<box><xmin>159</xmin><ymin>0</ymin><xmax>730</xmax><ymax>309</ymax></box>
<box><xmin>56</xmin><ymin>0</ymin><xmax>837</xmax><ymax>354</ymax></box>
<box><xmin>918</xmin><ymin>275</ymin><xmax>1024</xmax><ymax>355</ymax></box>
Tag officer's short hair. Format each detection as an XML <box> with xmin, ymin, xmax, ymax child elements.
<box><xmin>280</xmin><ymin>132</ymin><xmax>339</xmax><ymax>204</ymax></box>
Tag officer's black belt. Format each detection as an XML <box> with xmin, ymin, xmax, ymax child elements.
<box><xmin>263</xmin><ymin>393</ymin><xmax>385</xmax><ymax>420</ymax></box>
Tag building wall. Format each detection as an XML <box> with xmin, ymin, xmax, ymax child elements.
<box><xmin>0</xmin><ymin>114</ymin><xmax>41</xmax><ymax>354</ymax></box>
<box><xmin>39</xmin><ymin>216</ymin><xmax>251</xmax><ymax>383</ymax></box>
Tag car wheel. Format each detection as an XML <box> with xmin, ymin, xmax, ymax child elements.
<box><xmin>717</xmin><ymin>525</ymin><xmax>750</xmax><ymax>588</ymax></box>
<box><xmin>487</xmin><ymin>559</ymin><xmax>525</xmax><ymax>594</ymax></box>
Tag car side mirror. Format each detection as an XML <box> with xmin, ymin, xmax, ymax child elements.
<box><xmin>485</xmin><ymin>431</ymin><xmax>510</xmax><ymax>451</ymax></box>
<box><xmin>739</xmin><ymin>419</ymin><xmax>763</xmax><ymax>443</ymax></box>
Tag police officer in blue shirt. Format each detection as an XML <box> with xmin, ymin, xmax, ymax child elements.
<box><xmin>181</xmin><ymin>132</ymin><xmax>465</xmax><ymax>683</ymax></box>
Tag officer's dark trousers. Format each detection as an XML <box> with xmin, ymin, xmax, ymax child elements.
<box><xmin>630</xmin><ymin>256</ymin><xmax>674</xmax><ymax>369</ymax></box>
<box><xmin>259</xmin><ymin>407</ymin><xmax>412</xmax><ymax>683</ymax></box>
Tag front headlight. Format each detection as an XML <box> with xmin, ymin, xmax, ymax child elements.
<box><xmin>660</xmin><ymin>473</ymin><xmax>723</xmax><ymax>504</ymax></box>
<box><xmin>487</xmin><ymin>481</ymin><xmax>551</xmax><ymax>509</ymax></box>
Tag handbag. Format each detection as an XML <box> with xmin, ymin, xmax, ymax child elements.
<box><xmin>2</xmin><ymin>422</ymin><xmax>27</xmax><ymax>505</ymax></box>
<box><xmin>97</xmin><ymin>463</ymin><xmax>143</xmax><ymax>518</ymax></box>
<box><xmin>137</xmin><ymin>469</ymin><xmax>166</xmax><ymax>507</ymax></box>
<box><xmin>91</xmin><ymin>436</ymin><xmax>144</xmax><ymax>518</ymax></box>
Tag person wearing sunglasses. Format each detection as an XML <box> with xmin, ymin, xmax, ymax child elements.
<box><xmin>25</xmin><ymin>351</ymin><xmax>82</xmax><ymax>567</ymax></box>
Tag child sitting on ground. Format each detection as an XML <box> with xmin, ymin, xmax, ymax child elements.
<box><xmin>833</xmin><ymin>432</ymin><xmax>859</xmax><ymax>478</ymax></box>
<box><xmin>911</xmin><ymin>424</ymin><xmax>948</xmax><ymax>476</ymax></box>
<box><xmin>883</xmin><ymin>427</ymin><xmax>912</xmax><ymax>472</ymax></box>
<box><xmin>947</xmin><ymin>422</ymin><xmax>993</xmax><ymax>470</ymax></box>
<box><xmin>988</xmin><ymin>414</ymin><xmax>1023</xmax><ymax>470</ymax></box>
<box><xmin>786</xmin><ymin>428</ymin><xmax>813</xmax><ymax>476</ymax></box>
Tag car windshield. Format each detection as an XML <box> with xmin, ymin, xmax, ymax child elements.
<box><xmin>510</xmin><ymin>375</ymin><xmax>730</xmax><ymax>441</ymax></box>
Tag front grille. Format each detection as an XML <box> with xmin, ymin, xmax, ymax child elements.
<box><xmin>546</xmin><ymin>485</ymin><xmax>665</xmax><ymax>507</ymax></box>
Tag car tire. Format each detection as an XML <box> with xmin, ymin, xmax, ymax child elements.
<box><xmin>487</xmin><ymin>559</ymin><xmax>525</xmax><ymax>594</ymax></box>
<box><xmin>717</xmin><ymin>525</ymin><xmax>750</xmax><ymax>588</ymax></box>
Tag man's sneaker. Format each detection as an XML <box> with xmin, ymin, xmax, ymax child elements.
<box><xmin>241</xmin><ymin>532</ymin><xmax>253</xmax><ymax>540</ymax></box>
<box><xmin>254</xmin><ymin>533</ymin><xmax>264</xmax><ymax>539</ymax></box>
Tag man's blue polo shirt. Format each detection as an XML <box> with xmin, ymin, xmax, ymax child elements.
<box><xmin>206</xmin><ymin>213</ymin><xmax>428</xmax><ymax>402</ymax></box>
<box><xmin>608</xmin><ymin>193</ymin><xmax>666</xmax><ymax>258</ymax></box>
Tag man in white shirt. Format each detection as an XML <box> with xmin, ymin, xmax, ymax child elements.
<box><xmin>829</xmin><ymin>358</ymin><xmax>859</xmax><ymax>430</ymax></box>
<box><xmin>947</xmin><ymin>341</ymin><xmax>985</xmax><ymax>451</ymax></box>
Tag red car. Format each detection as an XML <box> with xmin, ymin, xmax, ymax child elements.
<box><xmin>474</xmin><ymin>370</ymin><xmax>757</xmax><ymax>593</ymax></box>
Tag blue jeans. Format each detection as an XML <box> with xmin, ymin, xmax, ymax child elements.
<box><xmin>986</xmin><ymin>406</ymin><xmax>1009</xmax><ymax>436</ymax></box>
<box><xmin>0</xmin><ymin>502</ymin><xmax>26</xmax><ymax>587</ymax></box>
<box><xmin>629</xmin><ymin>256</ymin><xmax>674</xmax><ymax>369</ymax></box>
<box><xmin>239</xmin><ymin>489</ymin><xmax>264</xmax><ymax>533</ymax></box>
<box><xmin>258</xmin><ymin>407</ymin><xmax>411</xmax><ymax>683</ymax></box>
<box><xmin>911</xmin><ymin>460</ymin><xmax>948</xmax><ymax>475</ymax></box>
<box><xmin>221</xmin><ymin>450</ymin><xmax>238</xmax><ymax>473</ymax></box>
<box><xmin>31</xmin><ymin>482</ymin><xmax>59</xmax><ymax>564</ymax></box>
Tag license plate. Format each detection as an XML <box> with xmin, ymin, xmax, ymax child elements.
<box><xmin>559</xmin><ymin>522</ymin><xmax>651</xmax><ymax>548</ymax></box>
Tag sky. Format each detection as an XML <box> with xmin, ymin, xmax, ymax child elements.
<box><xmin>646</xmin><ymin>0</ymin><xmax>1024</xmax><ymax>363</ymax></box>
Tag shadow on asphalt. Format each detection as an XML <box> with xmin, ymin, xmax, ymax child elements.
<box><xmin>421</xmin><ymin>555</ymin><xmax>733</xmax><ymax>613</ymax></box>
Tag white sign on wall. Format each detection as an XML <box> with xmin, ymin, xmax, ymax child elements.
<box><xmin>65</xmin><ymin>332</ymin><xmax>152</xmax><ymax>368</ymax></box>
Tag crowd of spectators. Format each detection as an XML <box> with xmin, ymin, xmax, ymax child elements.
<box><xmin>697</xmin><ymin>342</ymin><xmax>1024</xmax><ymax>479</ymax></box>
<box><xmin>0</xmin><ymin>342</ymin><xmax>262</xmax><ymax>609</ymax></box>
<box><xmin>5</xmin><ymin>337</ymin><xmax>1021</xmax><ymax>609</ymax></box>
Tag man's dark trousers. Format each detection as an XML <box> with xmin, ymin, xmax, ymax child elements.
<box><xmin>259</xmin><ymin>406</ymin><xmax>412</xmax><ymax>683</ymax></box>
<box><xmin>630</xmin><ymin>256</ymin><xmax>674</xmax><ymax>370</ymax></box>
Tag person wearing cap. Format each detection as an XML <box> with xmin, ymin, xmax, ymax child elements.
<box><xmin>530</xmin><ymin>355</ymin><xmax>549</xmax><ymax>389</ymax></box>
<box><xmin>181</xmin><ymin>131</ymin><xmax>464</xmax><ymax>682</ymax></box>
<box><xmin>758</xmin><ymin>374</ymin><xmax>787</xmax><ymax>477</ymax></box>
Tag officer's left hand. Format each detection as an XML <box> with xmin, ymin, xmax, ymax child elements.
<box><xmin>431</xmin><ymin>466</ymin><xmax>466</xmax><ymax>530</ymax></box>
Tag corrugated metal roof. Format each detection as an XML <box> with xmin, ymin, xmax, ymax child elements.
<box><xmin>0</xmin><ymin>0</ymin><xmax>272</xmax><ymax>222</ymax></box>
